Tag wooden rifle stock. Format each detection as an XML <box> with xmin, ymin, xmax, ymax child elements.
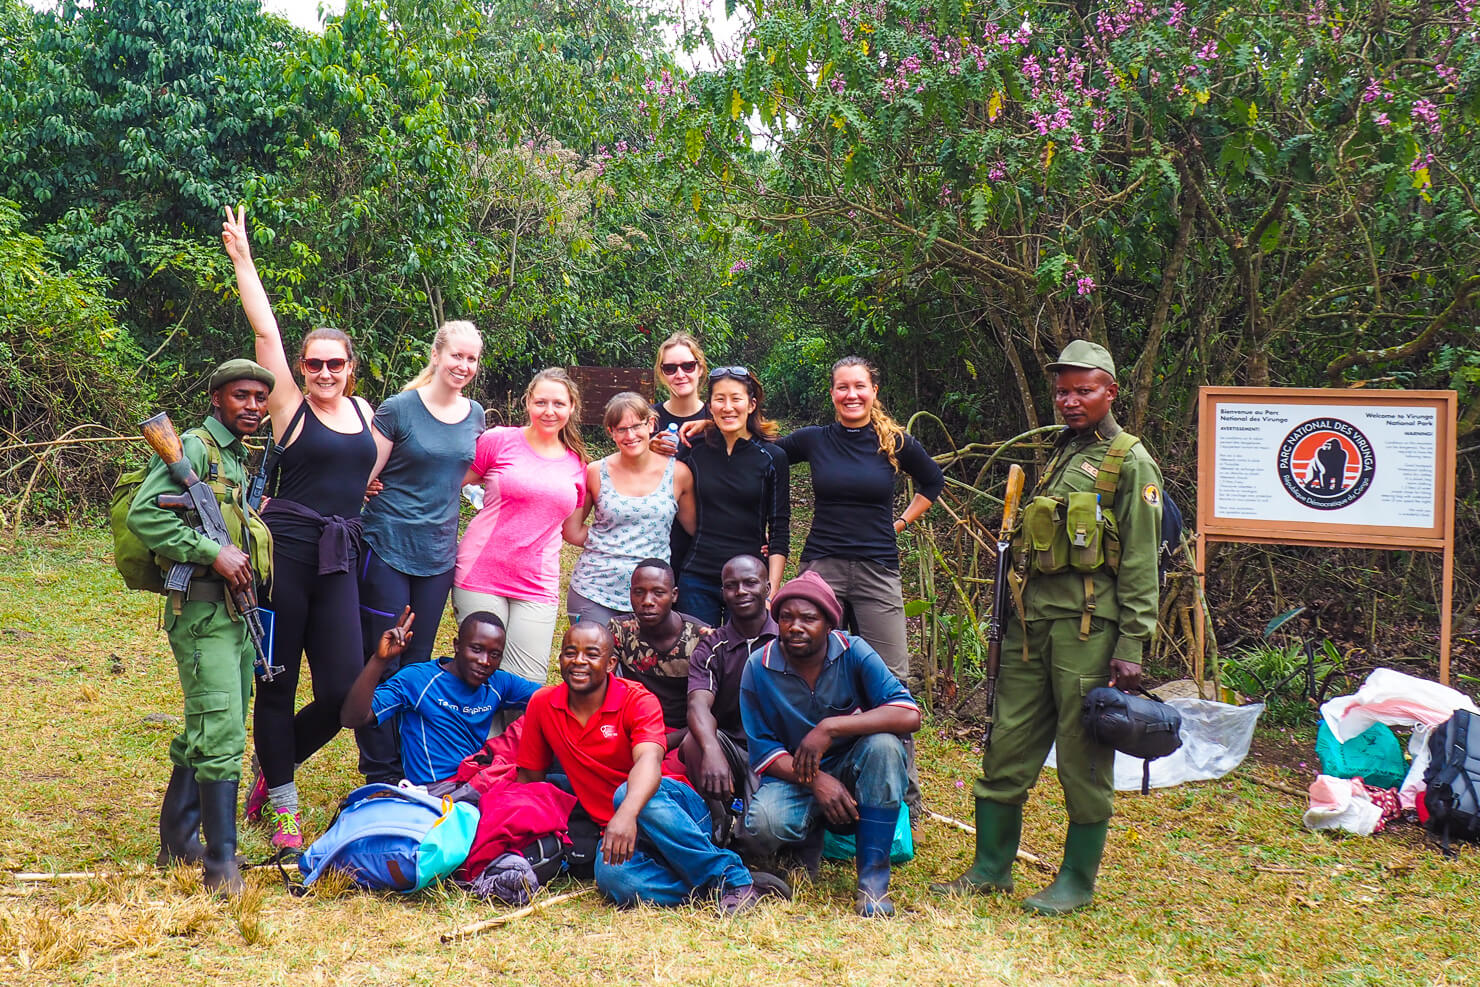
<box><xmin>982</xmin><ymin>463</ymin><xmax>1025</xmax><ymax>750</ymax></box>
<box><xmin>139</xmin><ymin>412</ymin><xmax>199</xmax><ymax>488</ymax></box>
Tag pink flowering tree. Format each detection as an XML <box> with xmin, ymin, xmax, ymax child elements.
<box><xmin>636</xmin><ymin>0</ymin><xmax>1480</xmax><ymax>436</ymax></box>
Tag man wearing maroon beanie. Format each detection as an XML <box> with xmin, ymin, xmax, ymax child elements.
<box><xmin>738</xmin><ymin>571</ymin><xmax>922</xmax><ymax>917</ymax></box>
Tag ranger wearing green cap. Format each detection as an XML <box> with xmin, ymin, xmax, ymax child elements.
<box><xmin>126</xmin><ymin>358</ymin><xmax>275</xmax><ymax>894</ymax></box>
<box><xmin>934</xmin><ymin>339</ymin><xmax>1163</xmax><ymax>915</ymax></box>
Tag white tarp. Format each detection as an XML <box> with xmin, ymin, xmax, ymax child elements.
<box><xmin>1046</xmin><ymin>698</ymin><xmax>1264</xmax><ymax>791</ymax></box>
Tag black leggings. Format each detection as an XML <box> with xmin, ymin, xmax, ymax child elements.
<box><xmin>354</xmin><ymin>545</ymin><xmax>456</xmax><ymax>783</ymax></box>
<box><xmin>255</xmin><ymin>549</ymin><xmax>364</xmax><ymax>788</ymax></box>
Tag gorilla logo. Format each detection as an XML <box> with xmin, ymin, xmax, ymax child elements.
<box><xmin>1277</xmin><ymin>419</ymin><xmax>1375</xmax><ymax>510</ymax></box>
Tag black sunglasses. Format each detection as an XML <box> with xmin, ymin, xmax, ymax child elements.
<box><xmin>302</xmin><ymin>357</ymin><xmax>348</xmax><ymax>373</ymax></box>
<box><xmin>708</xmin><ymin>365</ymin><xmax>752</xmax><ymax>382</ymax></box>
<box><xmin>660</xmin><ymin>360</ymin><xmax>699</xmax><ymax>375</ymax></box>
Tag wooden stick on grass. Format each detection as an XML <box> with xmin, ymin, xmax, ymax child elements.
<box><xmin>441</xmin><ymin>887</ymin><xmax>595</xmax><ymax>942</ymax></box>
<box><xmin>14</xmin><ymin>867</ymin><xmax>149</xmax><ymax>882</ymax></box>
<box><xmin>924</xmin><ymin>809</ymin><xmax>1056</xmax><ymax>873</ymax></box>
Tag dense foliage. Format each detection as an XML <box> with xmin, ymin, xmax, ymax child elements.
<box><xmin>1</xmin><ymin>0</ymin><xmax>1477</xmax><ymax>664</ymax></box>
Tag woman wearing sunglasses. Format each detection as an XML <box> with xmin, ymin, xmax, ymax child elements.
<box><xmin>650</xmin><ymin>333</ymin><xmax>710</xmax><ymax>452</ymax></box>
<box><xmin>453</xmin><ymin>368</ymin><xmax>589</xmax><ymax>684</ymax></box>
<box><xmin>564</xmin><ymin>392</ymin><xmax>697</xmax><ymax>625</ymax></box>
<box><xmin>222</xmin><ymin>206</ymin><xmax>378</xmax><ymax>850</ymax></box>
<box><xmin>353</xmin><ymin>320</ymin><xmax>486</xmax><ymax>784</ymax></box>
<box><xmin>774</xmin><ymin>355</ymin><xmax>945</xmax><ymax>813</ymax></box>
<box><xmin>674</xmin><ymin>367</ymin><xmax>789</xmax><ymax>625</ymax></box>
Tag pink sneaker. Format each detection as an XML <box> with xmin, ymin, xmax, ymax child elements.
<box><xmin>243</xmin><ymin>768</ymin><xmax>269</xmax><ymax>824</ymax></box>
<box><xmin>270</xmin><ymin>809</ymin><xmax>303</xmax><ymax>850</ymax></box>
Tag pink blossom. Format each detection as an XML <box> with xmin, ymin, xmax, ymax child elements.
<box><xmin>988</xmin><ymin>162</ymin><xmax>1007</xmax><ymax>181</ymax></box>
<box><xmin>829</xmin><ymin>74</ymin><xmax>846</xmax><ymax>95</ymax></box>
<box><xmin>1411</xmin><ymin>98</ymin><xmax>1440</xmax><ymax>135</ymax></box>
<box><xmin>1076</xmin><ymin>276</ymin><xmax>1096</xmax><ymax>296</ymax></box>
<box><xmin>1361</xmin><ymin>78</ymin><xmax>1386</xmax><ymax>104</ymax></box>
<box><xmin>1195</xmin><ymin>39</ymin><xmax>1218</xmax><ymax>61</ymax></box>
<box><xmin>729</xmin><ymin>259</ymin><xmax>750</xmax><ymax>273</ymax></box>
<box><xmin>1373</xmin><ymin>111</ymin><xmax>1391</xmax><ymax>127</ymax></box>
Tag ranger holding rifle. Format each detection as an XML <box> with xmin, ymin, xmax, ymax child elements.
<box><xmin>125</xmin><ymin>358</ymin><xmax>277</xmax><ymax>895</ymax></box>
<box><xmin>933</xmin><ymin>340</ymin><xmax>1163</xmax><ymax>915</ymax></box>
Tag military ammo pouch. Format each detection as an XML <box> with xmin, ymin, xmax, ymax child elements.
<box><xmin>1082</xmin><ymin>686</ymin><xmax>1184</xmax><ymax>794</ymax></box>
<box><xmin>1018</xmin><ymin>492</ymin><xmax>1118</xmax><ymax>576</ymax></box>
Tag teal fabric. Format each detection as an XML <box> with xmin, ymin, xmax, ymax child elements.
<box><xmin>821</xmin><ymin>804</ymin><xmax>914</xmax><ymax>864</ymax></box>
<box><xmin>1316</xmin><ymin>721</ymin><xmax>1407</xmax><ymax>790</ymax></box>
<box><xmin>414</xmin><ymin>799</ymin><xmax>480</xmax><ymax>891</ymax></box>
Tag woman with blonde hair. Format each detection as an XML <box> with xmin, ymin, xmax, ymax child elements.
<box><xmin>650</xmin><ymin>332</ymin><xmax>709</xmax><ymax>452</ymax></box>
<box><xmin>453</xmin><ymin>367</ymin><xmax>588</xmax><ymax>683</ymax></box>
<box><xmin>353</xmin><ymin>320</ymin><xmax>486</xmax><ymax>783</ymax></box>
<box><xmin>774</xmin><ymin>354</ymin><xmax>944</xmax><ymax>813</ymax></box>
<box><xmin>222</xmin><ymin>206</ymin><xmax>379</xmax><ymax>849</ymax></box>
<box><xmin>564</xmin><ymin>392</ymin><xmax>697</xmax><ymax>625</ymax></box>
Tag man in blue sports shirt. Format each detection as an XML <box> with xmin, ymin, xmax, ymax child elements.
<box><xmin>341</xmin><ymin>608</ymin><xmax>538</xmax><ymax>786</ymax></box>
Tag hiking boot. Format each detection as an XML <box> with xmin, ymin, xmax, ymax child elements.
<box><xmin>854</xmin><ymin>805</ymin><xmax>899</xmax><ymax>918</ymax></box>
<box><xmin>1022</xmin><ymin>821</ymin><xmax>1108</xmax><ymax>917</ymax></box>
<box><xmin>156</xmin><ymin>765</ymin><xmax>205</xmax><ymax>867</ymax></box>
<box><xmin>748</xmin><ymin>869</ymin><xmax>793</xmax><ymax>901</ymax></box>
<box><xmin>199</xmin><ymin>779</ymin><xmax>244</xmax><ymax>896</ymax></box>
<box><xmin>716</xmin><ymin>883</ymin><xmax>763</xmax><ymax>916</ymax></box>
<box><xmin>270</xmin><ymin>808</ymin><xmax>304</xmax><ymax>851</ymax></box>
<box><xmin>930</xmin><ymin>799</ymin><xmax>1021</xmax><ymax>897</ymax></box>
<box><xmin>243</xmin><ymin>764</ymin><xmax>268</xmax><ymax>825</ymax></box>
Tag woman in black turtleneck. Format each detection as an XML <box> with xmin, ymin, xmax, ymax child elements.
<box><xmin>773</xmin><ymin>355</ymin><xmax>944</xmax><ymax>812</ymax></box>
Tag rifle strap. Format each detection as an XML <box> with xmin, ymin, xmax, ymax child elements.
<box><xmin>1007</xmin><ymin>570</ymin><xmax>1030</xmax><ymax>661</ymax></box>
<box><xmin>1092</xmin><ymin>432</ymin><xmax>1140</xmax><ymax>511</ymax></box>
<box><xmin>1079</xmin><ymin>573</ymin><xmax>1096</xmax><ymax>640</ymax></box>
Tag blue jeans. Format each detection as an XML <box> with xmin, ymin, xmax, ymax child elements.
<box><xmin>594</xmin><ymin>778</ymin><xmax>752</xmax><ymax>907</ymax></box>
<box><xmin>675</xmin><ymin>571</ymin><xmax>725</xmax><ymax>627</ymax></box>
<box><xmin>745</xmin><ymin>733</ymin><xmax>907</xmax><ymax>853</ymax></box>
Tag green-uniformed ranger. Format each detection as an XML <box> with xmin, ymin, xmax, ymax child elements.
<box><xmin>126</xmin><ymin>358</ymin><xmax>275</xmax><ymax>895</ymax></box>
<box><xmin>934</xmin><ymin>339</ymin><xmax>1163</xmax><ymax>915</ymax></box>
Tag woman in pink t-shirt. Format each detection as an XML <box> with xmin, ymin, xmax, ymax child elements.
<box><xmin>454</xmin><ymin>368</ymin><xmax>588</xmax><ymax>683</ymax></box>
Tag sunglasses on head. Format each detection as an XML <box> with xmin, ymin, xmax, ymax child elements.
<box><xmin>302</xmin><ymin>357</ymin><xmax>348</xmax><ymax>373</ymax></box>
<box><xmin>661</xmin><ymin>359</ymin><xmax>699</xmax><ymax>375</ymax></box>
<box><xmin>708</xmin><ymin>365</ymin><xmax>752</xmax><ymax>382</ymax></box>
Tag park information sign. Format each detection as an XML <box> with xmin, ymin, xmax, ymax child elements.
<box><xmin>1196</xmin><ymin>387</ymin><xmax>1457</xmax><ymax>681</ymax></box>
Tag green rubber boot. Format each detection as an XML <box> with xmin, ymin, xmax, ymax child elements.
<box><xmin>929</xmin><ymin>799</ymin><xmax>1021</xmax><ymax>896</ymax></box>
<box><xmin>1022</xmin><ymin>821</ymin><xmax>1108</xmax><ymax>916</ymax></box>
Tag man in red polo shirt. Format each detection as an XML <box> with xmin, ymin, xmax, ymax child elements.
<box><xmin>517</xmin><ymin>622</ymin><xmax>784</xmax><ymax>912</ymax></box>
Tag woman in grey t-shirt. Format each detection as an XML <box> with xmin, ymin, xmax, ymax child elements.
<box><xmin>355</xmin><ymin>320</ymin><xmax>485</xmax><ymax>784</ymax></box>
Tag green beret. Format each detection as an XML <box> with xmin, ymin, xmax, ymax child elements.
<box><xmin>209</xmin><ymin>358</ymin><xmax>275</xmax><ymax>392</ymax></box>
<box><xmin>1047</xmin><ymin>339</ymin><xmax>1116</xmax><ymax>378</ymax></box>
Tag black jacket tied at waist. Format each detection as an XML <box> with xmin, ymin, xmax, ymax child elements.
<box><xmin>262</xmin><ymin>498</ymin><xmax>363</xmax><ymax>575</ymax></box>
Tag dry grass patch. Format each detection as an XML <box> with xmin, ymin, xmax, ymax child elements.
<box><xmin>3</xmin><ymin>529</ymin><xmax>1478</xmax><ymax>986</ymax></box>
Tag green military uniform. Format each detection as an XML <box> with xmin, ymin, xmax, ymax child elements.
<box><xmin>934</xmin><ymin>339</ymin><xmax>1161</xmax><ymax>915</ymax></box>
<box><xmin>126</xmin><ymin>415</ymin><xmax>258</xmax><ymax>783</ymax></box>
<box><xmin>974</xmin><ymin>411</ymin><xmax>1164</xmax><ymax>823</ymax></box>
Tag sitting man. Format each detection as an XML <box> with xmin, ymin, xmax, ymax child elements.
<box><xmin>517</xmin><ymin>621</ymin><xmax>783</xmax><ymax>912</ymax></box>
<box><xmin>608</xmin><ymin>558</ymin><xmax>709</xmax><ymax>748</ymax></box>
<box><xmin>341</xmin><ymin>609</ymin><xmax>539</xmax><ymax>787</ymax></box>
<box><xmin>741</xmin><ymin>571</ymin><xmax>922</xmax><ymax>917</ymax></box>
<box><xmin>682</xmin><ymin>555</ymin><xmax>777</xmax><ymax>841</ymax></box>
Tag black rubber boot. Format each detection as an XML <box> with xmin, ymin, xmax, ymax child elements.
<box><xmin>1022</xmin><ymin>820</ymin><xmax>1108</xmax><ymax>916</ymax></box>
<box><xmin>929</xmin><ymin>798</ymin><xmax>1021</xmax><ymax>896</ymax></box>
<box><xmin>199</xmin><ymin>779</ymin><xmax>245</xmax><ymax>896</ymax></box>
<box><xmin>156</xmin><ymin>765</ymin><xmax>205</xmax><ymax>867</ymax></box>
<box><xmin>854</xmin><ymin>805</ymin><xmax>899</xmax><ymax>918</ymax></box>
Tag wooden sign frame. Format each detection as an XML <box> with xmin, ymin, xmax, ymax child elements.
<box><xmin>1195</xmin><ymin>387</ymin><xmax>1458</xmax><ymax>683</ymax></box>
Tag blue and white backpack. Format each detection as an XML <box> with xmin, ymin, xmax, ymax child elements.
<box><xmin>297</xmin><ymin>784</ymin><xmax>479</xmax><ymax>892</ymax></box>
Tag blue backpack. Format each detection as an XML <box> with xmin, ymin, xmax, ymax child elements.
<box><xmin>297</xmin><ymin>784</ymin><xmax>479</xmax><ymax>892</ymax></box>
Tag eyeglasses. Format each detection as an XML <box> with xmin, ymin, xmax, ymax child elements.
<box><xmin>611</xmin><ymin>421</ymin><xmax>652</xmax><ymax>437</ymax></box>
<box><xmin>302</xmin><ymin>358</ymin><xmax>348</xmax><ymax>373</ymax></box>
<box><xmin>708</xmin><ymin>366</ymin><xmax>752</xmax><ymax>382</ymax></box>
<box><xmin>660</xmin><ymin>360</ymin><xmax>699</xmax><ymax>375</ymax></box>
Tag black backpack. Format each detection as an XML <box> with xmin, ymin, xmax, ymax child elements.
<box><xmin>1423</xmin><ymin>709</ymin><xmax>1480</xmax><ymax>852</ymax></box>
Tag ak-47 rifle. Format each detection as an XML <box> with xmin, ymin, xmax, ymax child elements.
<box><xmin>982</xmin><ymin>463</ymin><xmax>1025</xmax><ymax>750</ymax></box>
<box><xmin>139</xmin><ymin>412</ymin><xmax>283</xmax><ymax>682</ymax></box>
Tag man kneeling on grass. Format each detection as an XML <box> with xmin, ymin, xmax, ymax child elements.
<box><xmin>517</xmin><ymin>622</ymin><xmax>786</xmax><ymax>912</ymax></box>
<box><xmin>740</xmin><ymin>571</ymin><xmax>922</xmax><ymax>917</ymax></box>
<box><xmin>341</xmin><ymin>609</ymin><xmax>539</xmax><ymax>787</ymax></box>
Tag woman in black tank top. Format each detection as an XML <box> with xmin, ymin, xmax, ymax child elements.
<box><xmin>222</xmin><ymin>207</ymin><xmax>378</xmax><ymax>851</ymax></box>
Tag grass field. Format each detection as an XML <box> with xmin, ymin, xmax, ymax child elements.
<box><xmin>1</xmin><ymin>528</ymin><xmax>1474</xmax><ymax>985</ymax></box>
